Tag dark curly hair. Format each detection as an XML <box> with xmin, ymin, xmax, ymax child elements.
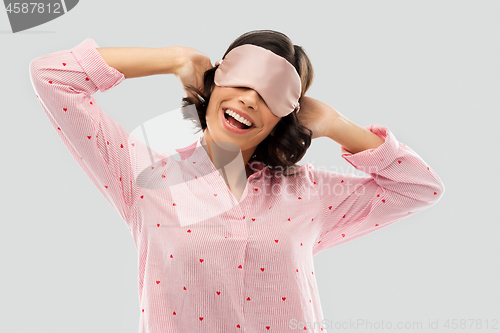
<box><xmin>180</xmin><ymin>29</ymin><xmax>314</xmax><ymax>178</ymax></box>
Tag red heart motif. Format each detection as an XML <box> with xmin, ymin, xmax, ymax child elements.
<box><xmin>120</xmin><ymin>144</ymin><xmax>124</xmax><ymax>148</ymax></box>
<box><xmin>254</xmin><ymin>188</ymin><xmax>258</xmax><ymax>191</ymax></box>
<box><xmin>288</xmin><ymin>218</ymin><xmax>291</xmax><ymax>221</ymax></box>
<box><xmin>187</xmin><ymin>229</ymin><xmax>191</xmax><ymax>233</ymax></box>
<box><xmin>48</xmin><ymin>80</ymin><xmax>53</xmax><ymax>84</ymax></box>
<box><xmin>156</xmin><ymin>281</ymin><xmax>160</xmax><ymax>284</ymax></box>
<box><xmin>343</xmin><ymin>214</ymin><xmax>346</xmax><ymax>218</ymax></box>
<box><xmin>200</xmin><ymin>259</ymin><xmax>204</xmax><ymax>263</ymax></box>
<box><xmin>87</xmin><ymin>136</ymin><xmax>91</xmax><ymax>139</ymax></box>
<box><xmin>314</xmin><ymin>182</ymin><xmax>316</xmax><ymax>184</ymax></box>
<box><xmin>140</xmin><ymin>195</ymin><xmax>144</xmax><ymax>199</ymax></box>
<box><xmin>398</xmin><ymin>160</ymin><xmax>401</xmax><ymax>164</ymax></box>
<box><xmin>142</xmin><ymin>309</ymin><xmax>144</xmax><ymax>312</ymax></box>
<box><xmin>251</xmin><ymin>218</ymin><xmax>255</xmax><ymax>221</ymax></box>
<box><xmin>434</xmin><ymin>192</ymin><xmax>437</xmax><ymax>195</ymax></box>
<box><xmin>260</xmin><ymin>268</ymin><xmax>265</xmax><ymax>271</ymax></box>
<box><xmin>427</xmin><ymin>167</ymin><xmax>430</xmax><ymax>170</ymax></box>
<box><xmin>341</xmin><ymin>180</ymin><xmax>344</xmax><ymax>183</ymax></box>
<box><xmin>173</xmin><ymin>203</ymin><xmax>176</xmax><ymax>206</ymax></box>
<box><xmin>104</xmin><ymin>186</ymin><xmax>108</xmax><ymax>188</ymax></box>
<box><xmin>199</xmin><ymin>317</ymin><xmax>203</xmax><ymax>321</ymax></box>
<box><xmin>236</xmin><ymin>324</ymin><xmax>240</xmax><ymax>328</ymax></box>
<box><xmin>90</xmin><ymin>101</ymin><xmax>93</xmax><ymax>105</ymax></box>
<box><xmin>173</xmin><ymin>311</ymin><xmax>176</xmax><ymax>315</ymax></box>
<box><xmin>193</xmin><ymin>161</ymin><xmax>196</xmax><ymax>164</ymax></box>
<box><xmin>170</xmin><ymin>254</ymin><xmax>173</xmax><ymax>258</ymax></box>
<box><xmin>266</xmin><ymin>326</ymin><xmax>270</xmax><ymax>330</ymax></box>
<box><xmin>63</xmin><ymin>108</ymin><xmax>67</xmax><ymax>111</ymax></box>
<box><xmin>62</xmin><ymin>63</ymin><xmax>66</xmax><ymax>66</ymax></box>
<box><xmin>216</xmin><ymin>291</ymin><xmax>220</xmax><ymax>295</ymax></box>
<box><xmin>57</xmin><ymin>127</ymin><xmax>60</xmax><ymax>130</ymax></box>
<box><xmin>382</xmin><ymin>199</ymin><xmax>385</xmax><ymax>203</ymax></box>
<box><xmin>298</xmin><ymin>197</ymin><xmax>302</xmax><ymax>199</ymax></box>
<box><xmin>238</xmin><ymin>265</ymin><xmax>242</xmax><ymax>269</ymax></box>
<box><xmin>282</xmin><ymin>297</ymin><xmax>286</xmax><ymax>301</ymax></box>
<box><xmin>183</xmin><ymin>286</ymin><xmax>186</xmax><ymax>290</ymax></box>
<box><xmin>157</xmin><ymin>224</ymin><xmax>160</xmax><ymax>227</ymax></box>
<box><xmin>342</xmin><ymin>234</ymin><xmax>345</xmax><ymax>237</ymax></box>
<box><xmin>375</xmin><ymin>224</ymin><xmax>379</xmax><ymax>226</ymax></box>
<box><xmin>214</xmin><ymin>194</ymin><xmax>217</xmax><ymax>196</ymax></box>
<box><xmin>85</xmin><ymin>77</ymin><xmax>89</xmax><ymax>81</ymax></box>
<box><xmin>300</xmin><ymin>243</ymin><xmax>302</xmax><ymax>246</ymax></box>
<box><xmin>274</xmin><ymin>240</ymin><xmax>279</xmax><ymax>243</ymax></box>
<box><xmin>377</xmin><ymin>194</ymin><xmax>380</xmax><ymax>197</ymax></box>
<box><xmin>106</xmin><ymin>141</ymin><xmax>110</xmax><ymax>145</ymax></box>
<box><xmin>296</xmin><ymin>269</ymin><xmax>299</xmax><ymax>272</ymax></box>
<box><xmin>328</xmin><ymin>206</ymin><xmax>332</xmax><ymax>210</ymax></box>
<box><xmin>246</xmin><ymin>297</ymin><xmax>251</xmax><ymax>301</ymax></box>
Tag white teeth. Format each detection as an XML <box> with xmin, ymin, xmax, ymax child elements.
<box><xmin>225</xmin><ymin>109</ymin><xmax>253</xmax><ymax>127</ymax></box>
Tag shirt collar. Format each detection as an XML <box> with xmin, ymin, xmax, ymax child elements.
<box><xmin>174</xmin><ymin>137</ymin><xmax>268</xmax><ymax>176</ymax></box>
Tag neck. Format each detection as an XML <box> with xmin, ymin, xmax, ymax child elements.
<box><xmin>201</xmin><ymin>131</ymin><xmax>255</xmax><ymax>180</ymax></box>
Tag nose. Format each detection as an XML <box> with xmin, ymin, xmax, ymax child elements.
<box><xmin>238</xmin><ymin>88</ymin><xmax>261</xmax><ymax>110</ymax></box>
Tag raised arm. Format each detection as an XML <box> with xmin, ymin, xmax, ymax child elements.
<box><xmin>96</xmin><ymin>44</ymin><xmax>213</xmax><ymax>100</ymax></box>
<box><xmin>294</xmin><ymin>97</ymin><xmax>445</xmax><ymax>254</ymax></box>
<box><xmin>95</xmin><ymin>45</ymin><xmax>184</xmax><ymax>79</ymax></box>
<box><xmin>28</xmin><ymin>38</ymin><xmax>188</xmax><ymax>227</ymax></box>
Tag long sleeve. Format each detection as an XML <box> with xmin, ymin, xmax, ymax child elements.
<box><xmin>29</xmin><ymin>38</ymin><xmax>139</xmax><ymax>225</ymax></box>
<box><xmin>311</xmin><ymin>123</ymin><xmax>445</xmax><ymax>255</ymax></box>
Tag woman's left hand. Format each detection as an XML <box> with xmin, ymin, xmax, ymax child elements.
<box><xmin>296</xmin><ymin>96</ymin><xmax>341</xmax><ymax>140</ymax></box>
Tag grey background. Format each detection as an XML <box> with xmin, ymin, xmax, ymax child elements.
<box><xmin>1</xmin><ymin>1</ymin><xmax>499</xmax><ymax>332</ymax></box>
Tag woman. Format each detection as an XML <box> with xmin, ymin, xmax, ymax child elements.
<box><xmin>177</xmin><ymin>30</ymin><xmax>317</xmax><ymax>203</ymax></box>
<box><xmin>30</xmin><ymin>29</ymin><xmax>444</xmax><ymax>333</ymax></box>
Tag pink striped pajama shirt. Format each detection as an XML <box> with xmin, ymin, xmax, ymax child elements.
<box><xmin>29</xmin><ymin>38</ymin><xmax>445</xmax><ymax>333</ymax></box>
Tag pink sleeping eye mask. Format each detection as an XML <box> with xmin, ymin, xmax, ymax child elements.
<box><xmin>213</xmin><ymin>44</ymin><xmax>301</xmax><ymax>117</ymax></box>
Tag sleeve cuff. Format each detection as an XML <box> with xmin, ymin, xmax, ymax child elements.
<box><xmin>71</xmin><ymin>38</ymin><xmax>125</xmax><ymax>92</ymax></box>
<box><xmin>340</xmin><ymin>123</ymin><xmax>400</xmax><ymax>174</ymax></box>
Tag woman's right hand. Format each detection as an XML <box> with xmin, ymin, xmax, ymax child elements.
<box><xmin>174</xmin><ymin>47</ymin><xmax>214</xmax><ymax>100</ymax></box>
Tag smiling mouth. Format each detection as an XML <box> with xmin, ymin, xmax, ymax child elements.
<box><xmin>222</xmin><ymin>108</ymin><xmax>256</xmax><ymax>130</ymax></box>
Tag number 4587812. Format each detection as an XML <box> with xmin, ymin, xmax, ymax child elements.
<box><xmin>6</xmin><ymin>2</ymin><xmax>62</xmax><ymax>14</ymax></box>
